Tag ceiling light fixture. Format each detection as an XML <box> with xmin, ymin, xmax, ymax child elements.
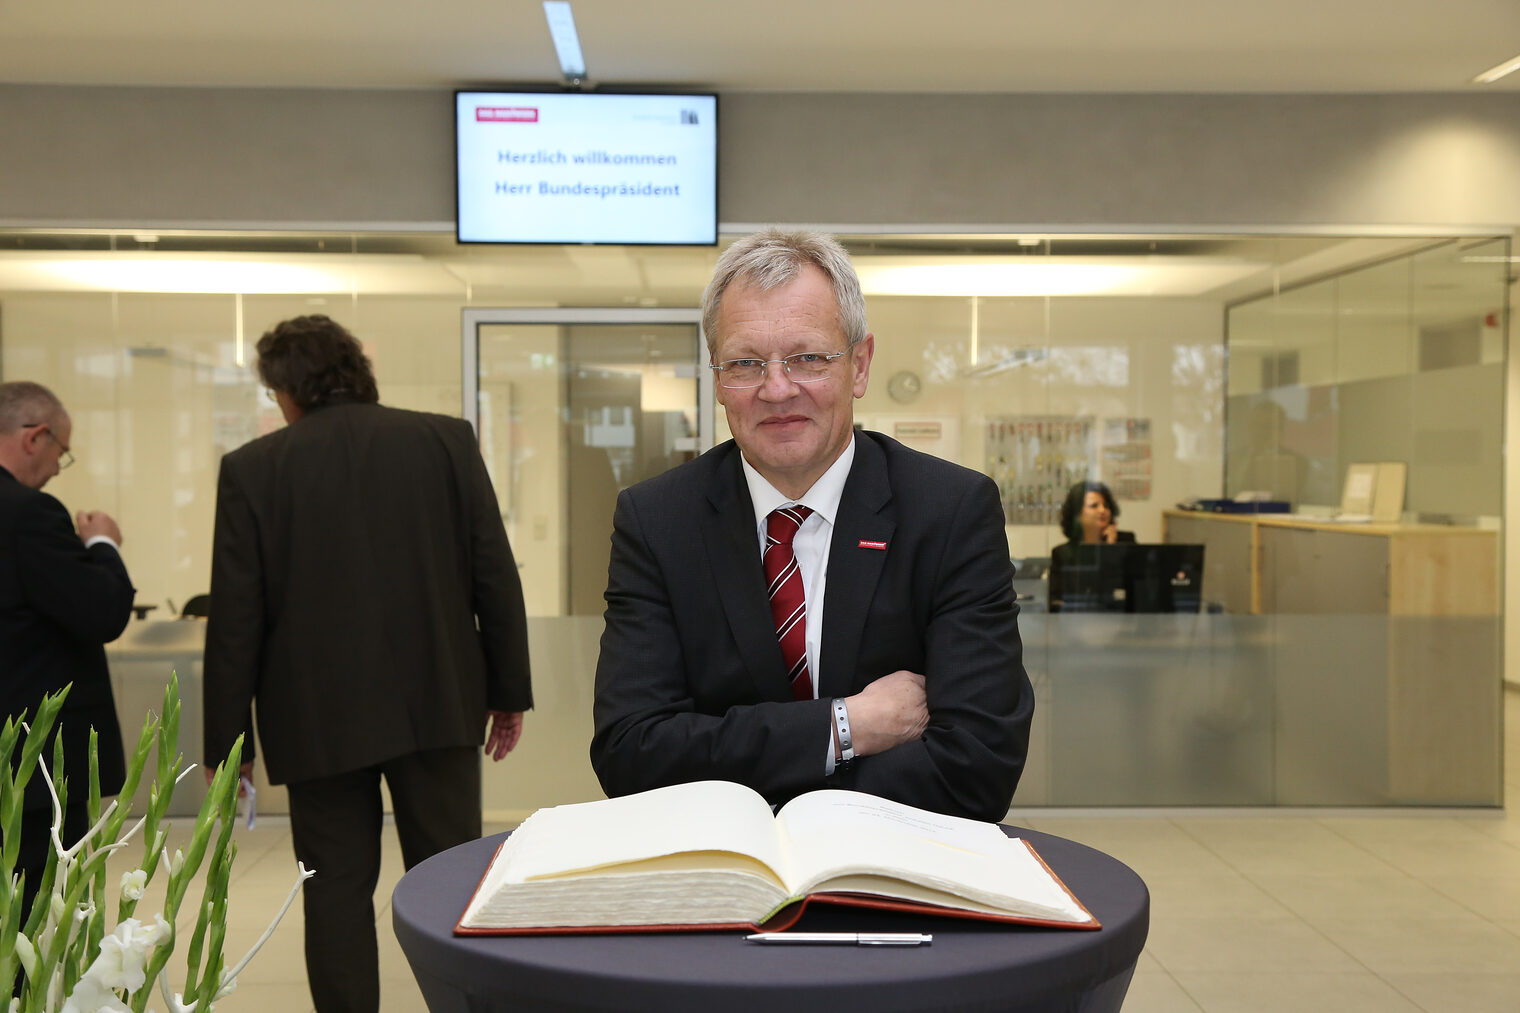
<box><xmin>852</xmin><ymin>257</ymin><xmax>1265</xmax><ymax>298</ymax></box>
<box><xmin>0</xmin><ymin>251</ymin><xmax>462</xmax><ymax>296</ymax></box>
<box><xmin>1472</xmin><ymin>52</ymin><xmax>1520</xmax><ymax>84</ymax></box>
<box><xmin>543</xmin><ymin>2</ymin><xmax>587</xmax><ymax>85</ymax></box>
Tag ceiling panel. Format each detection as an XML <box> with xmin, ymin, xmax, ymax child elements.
<box><xmin>2</xmin><ymin>1</ymin><xmax>1517</xmax><ymax>93</ymax></box>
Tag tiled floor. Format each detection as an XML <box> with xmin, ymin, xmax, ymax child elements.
<box><xmin>105</xmin><ymin>687</ymin><xmax>1520</xmax><ymax>1012</ymax></box>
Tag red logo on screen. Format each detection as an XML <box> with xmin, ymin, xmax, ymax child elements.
<box><xmin>476</xmin><ymin>106</ymin><xmax>538</xmax><ymax>123</ymax></box>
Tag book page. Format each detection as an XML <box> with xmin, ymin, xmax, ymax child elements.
<box><xmin>774</xmin><ymin>790</ymin><xmax>1090</xmax><ymax>923</ymax></box>
<box><xmin>777</xmin><ymin>790</ymin><xmax>1014</xmax><ymax>863</ymax></box>
<box><xmin>493</xmin><ymin>780</ymin><xmax>785</xmax><ymax>883</ymax></box>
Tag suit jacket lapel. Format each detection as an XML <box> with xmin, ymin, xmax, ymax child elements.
<box><xmin>700</xmin><ymin>448</ymin><xmax>793</xmax><ymax>701</ymax></box>
<box><xmin>819</xmin><ymin>436</ymin><xmax>895</xmax><ymax>699</ymax></box>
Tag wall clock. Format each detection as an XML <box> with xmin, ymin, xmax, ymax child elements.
<box><xmin>887</xmin><ymin>370</ymin><xmax>922</xmax><ymax>404</ymax></box>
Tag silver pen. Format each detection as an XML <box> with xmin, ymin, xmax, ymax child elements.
<box><xmin>745</xmin><ymin>932</ymin><xmax>931</xmax><ymax>946</ymax></box>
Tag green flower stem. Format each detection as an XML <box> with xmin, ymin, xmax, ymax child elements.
<box><xmin>215</xmin><ymin>862</ymin><xmax>314</xmax><ymax>1000</ymax></box>
<box><xmin>31</xmin><ymin>843</ymin><xmax>117</xmax><ymax>1011</ymax></box>
<box><xmin>132</xmin><ymin>736</ymin><xmax>243</xmax><ymax>1013</ymax></box>
<box><xmin>194</xmin><ymin>859</ymin><xmax>232</xmax><ymax>1011</ymax></box>
<box><xmin>0</xmin><ymin>866</ymin><xmax>24</xmax><ymax>991</ymax></box>
<box><xmin>1</xmin><ymin>719</ymin><xmax>24</xmax><ymax>874</ymax></box>
<box><xmin>11</xmin><ymin>691</ymin><xmax>68</xmax><ymax>806</ymax></box>
<box><xmin>6</xmin><ymin>676</ymin><xmax>303</xmax><ymax>1012</ymax></box>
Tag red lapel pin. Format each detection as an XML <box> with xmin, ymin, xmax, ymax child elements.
<box><xmin>858</xmin><ymin>540</ymin><xmax>887</xmax><ymax>550</ymax></box>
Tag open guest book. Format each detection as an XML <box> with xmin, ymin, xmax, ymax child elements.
<box><xmin>456</xmin><ymin>780</ymin><xmax>1099</xmax><ymax>935</ymax></box>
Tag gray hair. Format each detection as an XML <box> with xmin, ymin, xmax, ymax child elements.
<box><xmin>700</xmin><ymin>230</ymin><xmax>868</xmax><ymax>356</ymax></box>
<box><xmin>0</xmin><ymin>381</ymin><xmax>65</xmax><ymax>435</ymax></box>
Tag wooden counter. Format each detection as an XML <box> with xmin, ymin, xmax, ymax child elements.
<box><xmin>1161</xmin><ymin>510</ymin><xmax>1498</xmax><ymax>616</ymax></box>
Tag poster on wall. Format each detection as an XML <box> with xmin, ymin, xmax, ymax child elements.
<box><xmin>985</xmin><ymin>415</ymin><xmax>1095</xmax><ymax>526</ymax></box>
<box><xmin>211</xmin><ymin>372</ymin><xmax>266</xmax><ymax>459</ymax></box>
<box><xmin>1101</xmin><ymin>417</ymin><xmax>1152</xmax><ymax>501</ymax></box>
<box><xmin>859</xmin><ymin>413</ymin><xmax>961</xmax><ymax>465</ymax></box>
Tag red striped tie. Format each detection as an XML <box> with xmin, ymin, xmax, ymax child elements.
<box><xmin>764</xmin><ymin>505</ymin><xmax>815</xmax><ymax>701</ymax></box>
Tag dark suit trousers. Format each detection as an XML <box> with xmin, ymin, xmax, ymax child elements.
<box><xmin>286</xmin><ymin>746</ymin><xmax>481</xmax><ymax>1013</ymax></box>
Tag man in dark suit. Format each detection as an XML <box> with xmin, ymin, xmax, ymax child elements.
<box><xmin>591</xmin><ymin>231</ymin><xmax>1033</xmax><ymax>823</ymax></box>
<box><xmin>0</xmin><ymin>381</ymin><xmax>134</xmax><ymax>912</ymax></box>
<box><xmin>202</xmin><ymin>316</ymin><xmax>532</xmax><ymax>1013</ymax></box>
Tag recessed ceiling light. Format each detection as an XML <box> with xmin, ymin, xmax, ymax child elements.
<box><xmin>1472</xmin><ymin>52</ymin><xmax>1520</xmax><ymax>84</ymax></box>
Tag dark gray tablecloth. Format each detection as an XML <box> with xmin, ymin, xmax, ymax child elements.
<box><xmin>392</xmin><ymin>825</ymin><xmax>1149</xmax><ymax>1013</ymax></box>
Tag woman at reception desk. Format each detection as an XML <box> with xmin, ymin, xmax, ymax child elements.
<box><xmin>1048</xmin><ymin>481</ymin><xmax>1134</xmax><ymax>613</ymax></box>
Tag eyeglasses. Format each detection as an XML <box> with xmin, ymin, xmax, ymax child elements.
<box><xmin>24</xmin><ymin>423</ymin><xmax>74</xmax><ymax>470</ymax></box>
<box><xmin>709</xmin><ymin>351</ymin><xmax>847</xmax><ymax>389</ymax></box>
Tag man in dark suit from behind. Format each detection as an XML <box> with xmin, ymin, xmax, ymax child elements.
<box><xmin>202</xmin><ymin>316</ymin><xmax>532</xmax><ymax>1013</ymax></box>
<box><xmin>0</xmin><ymin>381</ymin><xmax>134</xmax><ymax>913</ymax></box>
<box><xmin>590</xmin><ymin>231</ymin><xmax>1034</xmax><ymax>823</ymax></box>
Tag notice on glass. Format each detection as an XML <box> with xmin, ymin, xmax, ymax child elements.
<box><xmin>1101</xmin><ymin>417</ymin><xmax>1152</xmax><ymax>501</ymax></box>
<box><xmin>456</xmin><ymin>92</ymin><xmax>717</xmax><ymax>244</ymax></box>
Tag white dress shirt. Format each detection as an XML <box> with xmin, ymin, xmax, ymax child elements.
<box><xmin>739</xmin><ymin>436</ymin><xmax>857</xmax><ymax>774</ymax></box>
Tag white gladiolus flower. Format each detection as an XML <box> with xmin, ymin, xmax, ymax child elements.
<box><xmin>62</xmin><ymin>914</ymin><xmax>172</xmax><ymax>1013</ymax></box>
<box><xmin>59</xmin><ymin>976</ymin><xmax>130</xmax><ymax>1013</ymax></box>
<box><xmin>12</xmin><ymin>934</ymin><xmax>36</xmax><ymax>979</ymax></box>
<box><xmin>120</xmin><ymin>868</ymin><xmax>148</xmax><ymax>901</ymax></box>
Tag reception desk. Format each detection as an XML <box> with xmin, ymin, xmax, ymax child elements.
<box><xmin>1161</xmin><ymin>510</ymin><xmax>1499</xmax><ymax>617</ymax></box>
<box><xmin>104</xmin><ymin>620</ymin><xmax>289</xmax><ymax>816</ymax></box>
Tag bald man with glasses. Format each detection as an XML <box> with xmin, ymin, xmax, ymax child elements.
<box><xmin>0</xmin><ymin>381</ymin><xmax>134</xmax><ymax>912</ymax></box>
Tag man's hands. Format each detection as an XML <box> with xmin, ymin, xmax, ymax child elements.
<box><xmin>76</xmin><ymin>510</ymin><xmax>123</xmax><ymax>545</ymax></box>
<box><xmin>199</xmin><ymin>718</ymin><xmax>525</xmax><ymax>787</ymax></box>
<box><xmin>842</xmin><ymin>670</ymin><xmax>928</xmax><ymax>758</ymax></box>
<box><xmin>485</xmin><ymin>710</ymin><xmax>525</xmax><ymax>761</ymax></box>
<box><xmin>203</xmin><ymin>760</ymin><xmax>255</xmax><ymax>790</ymax></box>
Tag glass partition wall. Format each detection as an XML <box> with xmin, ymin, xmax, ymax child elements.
<box><xmin>0</xmin><ymin>230</ymin><xmax>1505</xmax><ymax>816</ymax></box>
<box><xmin>1219</xmin><ymin>238</ymin><xmax>1509</xmax><ymax>805</ymax></box>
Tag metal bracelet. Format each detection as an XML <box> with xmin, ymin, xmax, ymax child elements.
<box><xmin>832</xmin><ymin>697</ymin><xmax>854</xmax><ymax>764</ymax></box>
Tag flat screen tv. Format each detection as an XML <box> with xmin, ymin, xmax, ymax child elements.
<box><xmin>455</xmin><ymin>90</ymin><xmax>718</xmax><ymax>245</ymax></box>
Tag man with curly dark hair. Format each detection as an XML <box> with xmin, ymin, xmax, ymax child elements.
<box><xmin>203</xmin><ymin>315</ymin><xmax>532</xmax><ymax>1013</ymax></box>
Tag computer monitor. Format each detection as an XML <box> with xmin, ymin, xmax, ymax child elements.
<box><xmin>1051</xmin><ymin>543</ymin><xmax>1205</xmax><ymax>614</ymax></box>
<box><xmin>1123</xmin><ymin>543</ymin><xmax>1204</xmax><ymax>613</ymax></box>
<box><xmin>1051</xmin><ymin>544</ymin><xmax>1128</xmax><ymax>613</ymax></box>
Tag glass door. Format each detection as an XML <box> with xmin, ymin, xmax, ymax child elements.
<box><xmin>461</xmin><ymin>308</ymin><xmax>708</xmax><ymax>817</ymax></box>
